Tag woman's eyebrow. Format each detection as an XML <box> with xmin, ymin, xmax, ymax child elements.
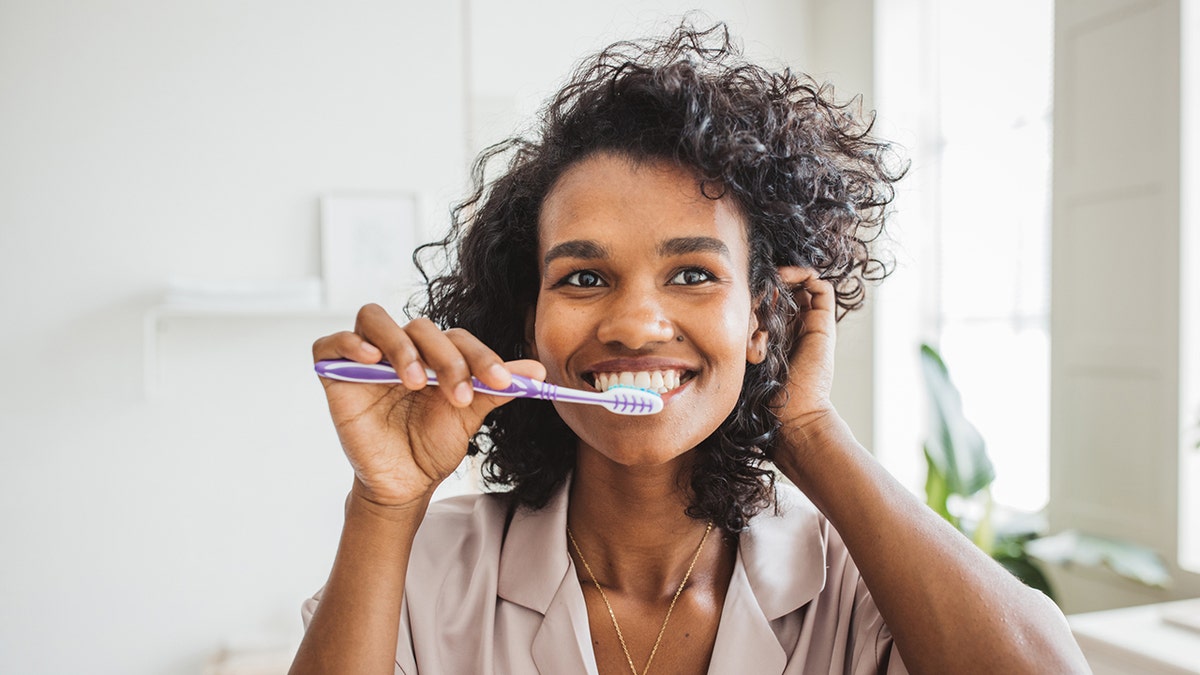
<box><xmin>542</xmin><ymin>236</ymin><xmax>730</xmax><ymax>270</ymax></box>
<box><xmin>543</xmin><ymin>239</ymin><xmax>610</xmax><ymax>268</ymax></box>
<box><xmin>658</xmin><ymin>236</ymin><xmax>731</xmax><ymax>259</ymax></box>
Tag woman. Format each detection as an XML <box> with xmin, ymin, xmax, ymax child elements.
<box><xmin>291</xmin><ymin>23</ymin><xmax>1089</xmax><ymax>675</ymax></box>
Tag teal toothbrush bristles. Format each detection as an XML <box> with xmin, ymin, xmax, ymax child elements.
<box><xmin>607</xmin><ymin>384</ymin><xmax>663</xmax><ymax>397</ymax></box>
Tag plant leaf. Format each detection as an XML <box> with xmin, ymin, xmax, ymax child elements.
<box><xmin>924</xmin><ymin>446</ymin><xmax>958</xmax><ymax>528</ymax></box>
<box><xmin>991</xmin><ymin>507</ymin><xmax>1048</xmax><ymax>541</ymax></box>
<box><xmin>970</xmin><ymin>488</ymin><xmax>996</xmax><ymax>556</ymax></box>
<box><xmin>919</xmin><ymin>344</ymin><xmax>995</xmax><ymax>497</ymax></box>
<box><xmin>994</xmin><ymin>548</ymin><xmax>1056</xmax><ymax>600</ymax></box>
<box><xmin>1025</xmin><ymin>530</ymin><xmax>1173</xmax><ymax>588</ymax></box>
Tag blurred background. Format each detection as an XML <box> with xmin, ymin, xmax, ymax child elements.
<box><xmin>1</xmin><ymin>0</ymin><xmax>1197</xmax><ymax>673</ymax></box>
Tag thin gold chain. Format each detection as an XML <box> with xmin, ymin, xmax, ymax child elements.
<box><xmin>567</xmin><ymin>521</ymin><xmax>713</xmax><ymax>675</ymax></box>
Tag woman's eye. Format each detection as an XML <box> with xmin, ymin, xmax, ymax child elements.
<box><xmin>563</xmin><ymin>270</ymin><xmax>606</xmax><ymax>287</ymax></box>
<box><xmin>668</xmin><ymin>268</ymin><xmax>715</xmax><ymax>285</ymax></box>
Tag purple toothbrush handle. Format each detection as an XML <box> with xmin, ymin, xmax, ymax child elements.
<box><xmin>313</xmin><ymin>361</ymin><xmax>403</xmax><ymax>382</ymax></box>
<box><xmin>314</xmin><ymin>359</ymin><xmax>532</xmax><ymax>395</ymax></box>
<box><xmin>313</xmin><ymin>359</ymin><xmax>661</xmax><ymax>414</ymax></box>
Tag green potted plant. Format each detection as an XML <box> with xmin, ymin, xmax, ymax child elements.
<box><xmin>919</xmin><ymin>343</ymin><xmax>1171</xmax><ymax>602</ymax></box>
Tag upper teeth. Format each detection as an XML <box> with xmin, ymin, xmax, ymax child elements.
<box><xmin>592</xmin><ymin>370</ymin><xmax>684</xmax><ymax>394</ymax></box>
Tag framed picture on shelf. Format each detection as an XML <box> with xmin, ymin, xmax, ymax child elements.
<box><xmin>320</xmin><ymin>193</ymin><xmax>420</xmax><ymax>311</ymax></box>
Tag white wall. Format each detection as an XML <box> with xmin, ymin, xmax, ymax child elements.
<box><xmin>0</xmin><ymin>2</ymin><xmax>875</xmax><ymax>673</ymax></box>
<box><xmin>0</xmin><ymin>1</ymin><xmax>466</xmax><ymax>673</ymax></box>
<box><xmin>797</xmin><ymin>0</ymin><xmax>878</xmax><ymax>451</ymax></box>
<box><xmin>464</xmin><ymin>2</ymin><xmax>810</xmax><ymax>157</ymax></box>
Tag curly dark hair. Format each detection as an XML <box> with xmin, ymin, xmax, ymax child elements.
<box><xmin>413</xmin><ymin>21</ymin><xmax>904</xmax><ymax>532</ymax></box>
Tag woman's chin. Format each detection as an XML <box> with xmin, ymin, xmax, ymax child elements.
<box><xmin>575</xmin><ymin>439</ymin><xmax>700</xmax><ymax>470</ymax></box>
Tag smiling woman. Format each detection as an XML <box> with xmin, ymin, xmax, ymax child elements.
<box><xmin>291</xmin><ymin>20</ymin><xmax>1091</xmax><ymax>675</ymax></box>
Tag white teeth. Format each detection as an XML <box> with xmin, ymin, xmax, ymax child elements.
<box><xmin>664</xmin><ymin>371</ymin><xmax>680</xmax><ymax>391</ymax></box>
<box><xmin>592</xmin><ymin>370</ymin><xmax>686</xmax><ymax>395</ymax></box>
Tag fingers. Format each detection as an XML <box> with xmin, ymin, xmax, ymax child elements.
<box><xmin>318</xmin><ymin>304</ymin><xmax>523</xmax><ymax>409</ymax></box>
<box><xmin>776</xmin><ymin>267</ymin><xmax>837</xmax><ymax>351</ymax></box>
<box><xmin>505</xmin><ymin>359</ymin><xmax>548</xmax><ymax>383</ymax></box>
<box><xmin>457</xmin><ymin>357</ymin><xmax>552</xmax><ymax>419</ymax></box>
<box><xmin>405</xmin><ymin>321</ymin><xmax>507</xmax><ymax>407</ymax></box>
<box><xmin>312</xmin><ymin>330</ymin><xmax>383</xmax><ymax>363</ymax></box>
<box><xmin>777</xmin><ymin>266</ymin><xmax>836</xmax><ymax>314</ymax></box>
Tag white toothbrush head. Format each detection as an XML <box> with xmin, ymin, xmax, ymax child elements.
<box><xmin>598</xmin><ymin>384</ymin><xmax>664</xmax><ymax>415</ymax></box>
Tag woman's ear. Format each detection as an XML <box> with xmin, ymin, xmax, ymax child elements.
<box><xmin>746</xmin><ymin>325</ymin><xmax>769</xmax><ymax>364</ymax></box>
<box><xmin>746</xmin><ymin>284</ymin><xmax>781</xmax><ymax>365</ymax></box>
<box><xmin>524</xmin><ymin>306</ymin><xmax>538</xmax><ymax>360</ymax></box>
<box><xmin>746</xmin><ymin>294</ymin><xmax>771</xmax><ymax>365</ymax></box>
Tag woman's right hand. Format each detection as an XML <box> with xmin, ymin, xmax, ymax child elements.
<box><xmin>312</xmin><ymin>304</ymin><xmax>546</xmax><ymax>509</ymax></box>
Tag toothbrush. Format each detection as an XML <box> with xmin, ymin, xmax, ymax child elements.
<box><xmin>314</xmin><ymin>359</ymin><xmax>663</xmax><ymax>416</ymax></box>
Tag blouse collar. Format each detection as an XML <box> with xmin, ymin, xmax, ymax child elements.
<box><xmin>496</xmin><ymin>477</ymin><xmax>829</xmax><ymax>620</ymax></box>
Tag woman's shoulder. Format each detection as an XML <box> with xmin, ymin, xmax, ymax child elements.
<box><xmin>756</xmin><ymin>481</ymin><xmax>856</xmax><ymax>568</ymax></box>
<box><xmin>747</xmin><ymin>480</ymin><xmax>827</xmax><ymax>537</ymax></box>
<box><xmin>424</xmin><ymin>489</ymin><xmax>514</xmax><ymax>520</ymax></box>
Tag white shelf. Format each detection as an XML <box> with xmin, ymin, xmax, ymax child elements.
<box><xmin>149</xmin><ymin>304</ymin><xmax>352</xmax><ymax>320</ymax></box>
<box><xmin>142</xmin><ymin>303</ymin><xmax>355</xmax><ymax>398</ymax></box>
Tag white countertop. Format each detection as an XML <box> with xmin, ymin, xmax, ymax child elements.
<box><xmin>1070</xmin><ymin>598</ymin><xmax>1200</xmax><ymax>675</ymax></box>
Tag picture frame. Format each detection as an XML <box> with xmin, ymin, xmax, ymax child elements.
<box><xmin>320</xmin><ymin>192</ymin><xmax>421</xmax><ymax>311</ymax></box>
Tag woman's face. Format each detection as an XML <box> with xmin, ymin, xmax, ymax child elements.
<box><xmin>530</xmin><ymin>151</ymin><xmax>767</xmax><ymax>466</ymax></box>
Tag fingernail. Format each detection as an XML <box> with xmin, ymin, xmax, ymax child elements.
<box><xmin>488</xmin><ymin>363</ymin><xmax>510</xmax><ymax>383</ymax></box>
<box><xmin>404</xmin><ymin>362</ymin><xmax>426</xmax><ymax>385</ymax></box>
<box><xmin>454</xmin><ymin>381</ymin><xmax>473</xmax><ymax>405</ymax></box>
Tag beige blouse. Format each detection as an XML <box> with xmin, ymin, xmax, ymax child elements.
<box><xmin>302</xmin><ymin>480</ymin><xmax>908</xmax><ymax>674</ymax></box>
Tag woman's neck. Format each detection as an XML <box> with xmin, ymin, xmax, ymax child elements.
<box><xmin>566</xmin><ymin>446</ymin><xmax>728</xmax><ymax>598</ymax></box>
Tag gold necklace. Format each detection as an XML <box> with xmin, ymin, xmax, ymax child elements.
<box><xmin>566</xmin><ymin>521</ymin><xmax>714</xmax><ymax>675</ymax></box>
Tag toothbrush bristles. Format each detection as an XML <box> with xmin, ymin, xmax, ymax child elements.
<box><xmin>603</xmin><ymin>384</ymin><xmax>664</xmax><ymax>415</ymax></box>
<box><xmin>607</xmin><ymin>384</ymin><xmax>662</xmax><ymax>397</ymax></box>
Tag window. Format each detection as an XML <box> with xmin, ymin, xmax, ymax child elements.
<box><xmin>875</xmin><ymin>0</ymin><xmax>1054</xmax><ymax>512</ymax></box>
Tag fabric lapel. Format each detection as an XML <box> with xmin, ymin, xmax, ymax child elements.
<box><xmin>708</xmin><ymin>554</ymin><xmax>789</xmax><ymax>672</ymax></box>
<box><xmin>530</xmin><ymin>569</ymin><xmax>599</xmax><ymax>675</ymax></box>
<box><xmin>708</xmin><ymin>484</ymin><xmax>829</xmax><ymax>674</ymax></box>
<box><xmin>497</xmin><ymin>480</ymin><xmax>597</xmax><ymax>674</ymax></box>
<box><xmin>498</xmin><ymin>480</ymin><xmax>572</xmax><ymax>613</ymax></box>
<box><xmin>740</xmin><ymin>484</ymin><xmax>828</xmax><ymax>620</ymax></box>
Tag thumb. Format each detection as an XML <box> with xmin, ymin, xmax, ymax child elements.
<box><xmin>463</xmin><ymin>359</ymin><xmax>549</xmax><ymax>417</ymax></box>
<box><xmin>506</xmin><ymin>359</ymin><xmax>549</xmax><ymax>381</ymax></box>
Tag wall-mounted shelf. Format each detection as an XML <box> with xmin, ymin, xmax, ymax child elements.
<box><xmin>142</xmin><ymin>303</ymin><xmax>353</xmax><ymax>398</ymax></box>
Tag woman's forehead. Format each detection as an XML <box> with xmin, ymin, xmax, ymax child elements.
<box><xmin>536</xmin><ymin>152</ymin><xmax>750</xmax><ymax>256</ymax></box>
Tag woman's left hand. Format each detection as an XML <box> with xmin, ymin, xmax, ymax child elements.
<box><xmin>772</xmin><ymin>267</ymin><xmax>840</xmax><ymax>447</ymax></box>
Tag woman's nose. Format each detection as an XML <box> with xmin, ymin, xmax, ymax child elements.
<box><xmin>595</xmin><ymin>287</ymin><xmax>675</xmax><ymax>349</ymax></box>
